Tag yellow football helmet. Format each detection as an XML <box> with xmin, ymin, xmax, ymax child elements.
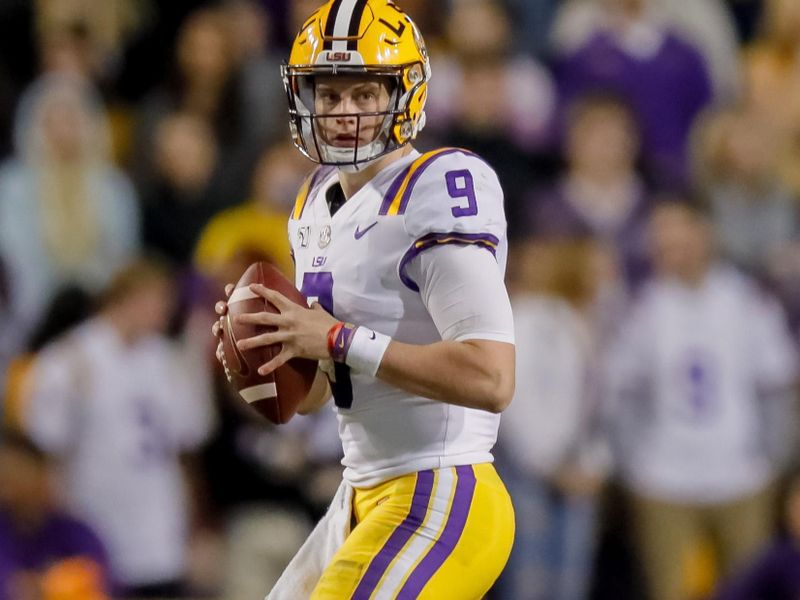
<box><xmin>282</xmin><ymin>0</ymin><xmax>431</xmax><ymax>168</ymax></box>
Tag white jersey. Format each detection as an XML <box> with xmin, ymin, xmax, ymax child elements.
<box><xmin>289</xmin><ymin>148</ymin><xmax>511</xmax><ymax>487</ymax></box>
<box><xmin>607</xmin><ymin>266</ymin><xmax>798</xmax><ymax>503</ymax></box>
<box><xmin>24</xmin><ymin>318</ymin><xmax>214</xmax><ymax>586</ymax></box>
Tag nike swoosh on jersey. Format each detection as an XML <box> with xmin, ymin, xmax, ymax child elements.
<box><xmin>354</xmin><ymin>221</ymin><xmax>379</xmax><ymax>239</ymax></box>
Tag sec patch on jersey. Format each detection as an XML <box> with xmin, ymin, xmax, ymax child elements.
<box><xmin>220</xmin><ymin>261</ymin><xmax>318</xmax><ymax>424</ymax></box>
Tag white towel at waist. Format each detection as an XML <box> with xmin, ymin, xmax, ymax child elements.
<box><xmin>266</xmin><ymin>480</ymin><xmax>353</xmax><ymax>599</ymax></box>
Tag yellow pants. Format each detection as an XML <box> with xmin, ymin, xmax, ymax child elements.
<box><xmin>312</xmin><ymin>463</ymin><xmax>515</xmax><ymax>600</ymax></box>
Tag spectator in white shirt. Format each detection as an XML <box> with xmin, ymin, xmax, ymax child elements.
<box><xmin>607</xmin><ymin>200</ymin><xmax>799</xmax><ymax>600</ymax></box>
<box><xmin>22</xmin><ymin>257</ymin><xmax>214</xmax><ymax>598</ymax></box>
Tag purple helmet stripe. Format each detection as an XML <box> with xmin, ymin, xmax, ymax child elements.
<box><xmin>398</xmin><ymin>232</ymin><xmax>500</xmax><ymax>292</ymax></box>
<box><xmin>395</xmin><ymin>465</ymin><xmax>477</xmax><ymax>598</ymax></box>
<box><xmin>350</xmin><ymin>470</ymin><xmax>435</xmax><ymax>600</ymax></box>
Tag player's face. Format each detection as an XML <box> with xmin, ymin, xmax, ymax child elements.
<box><xmin>313</xmin><ymin>76</ymin><xmax>392</xmax><ymax>147</ymax></box>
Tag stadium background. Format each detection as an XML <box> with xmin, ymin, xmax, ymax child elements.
<box><xmin>0</xmin><ymin>0</ymin><xmax>798</xmax><ymax>599</ymax></box>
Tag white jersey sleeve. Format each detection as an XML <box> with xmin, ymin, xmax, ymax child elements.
<box><xmin>406</xmin><ymin>244</ymin><xmax>514</xmax><ymax>343</ymax></box>
<box><xmin>398</xmin><ymin>148</ymin><xmax>512</xmax><ymax>343</ymax></box>
<box><xmin>400</xmin><ymin>149</ymin><xmax>507</xmax><ymax>273</ymax></box>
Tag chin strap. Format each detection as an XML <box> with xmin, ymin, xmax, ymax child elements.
<box><xmin>322</xmin><ymin>138</ymin><xmax>387</xmax><ymax>170</ymax></box>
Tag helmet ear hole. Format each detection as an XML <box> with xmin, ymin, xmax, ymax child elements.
<box><xmin>408</xmin><ymin>64</ymin><xmax>423</xmax><ymax>85</ymax></box>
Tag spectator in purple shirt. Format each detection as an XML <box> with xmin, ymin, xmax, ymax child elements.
<box><xmin>553</xmin><ymin>0</ymin><xmax>714</xmax><ymax>188</ymax></box>
<box><xmin>713</xmin><ymin>468</ymin><xmax>800</xmax><ymax>600</ymax></box>
<box><xmin>0</xmin><ymin>429</ymin><xmax>110</xmax><ymax>600</ymax></box>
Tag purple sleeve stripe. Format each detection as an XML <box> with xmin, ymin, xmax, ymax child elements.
<box><xmin>350</xmin><ymin>470</ymin><xmax>435</xmax><ymax>600</ymax></box>
<box><xmin>398</xmin><ymin>232</ymin><xmax>501</xmax><ymax>292</ymax></box>
<box><xmin>397</xmin><ymin>465</ymin><xmax>477</xmax><ymax>597</ymax></box>
<box><xmin>395</xmin><ymin>148</ymin><xmax>466</xmax><ymax>215</ymax></box>
<box><xmin>379</xmin><ymin>163</ymin><xmax>414</xmax><ymax>215</ymax></box>
<box><xmin>379</xmin><ymin>148</ymin><xmax>483</xmax><ymax>216</ymax></box>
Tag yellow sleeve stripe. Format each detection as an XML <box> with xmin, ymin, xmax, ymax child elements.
<box><xmin>291</xmin><ymin>174</ymin><xmax>314</xmax><ymax>221</ymax></box>
<box><xmin>413</xmin><ymin>235</ymin><xmax>498</xmax><ymax>250</ymax></box>
<box><xmin>398</xmin><ymin>232</ymin><xmax>500</xmax><ymax>292</ymax></box>
<box><xmin>379</xmin><ymin>148</ymin><xmax>474</xmax><ymax>216</ymax></box>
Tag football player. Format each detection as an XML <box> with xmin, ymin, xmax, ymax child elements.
<box><xmin>213</xmin><ymin>1</ymin><xmax>516</xmax><ymax>597</ymax></box>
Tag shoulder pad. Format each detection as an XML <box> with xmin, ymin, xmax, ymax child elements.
<box><xmin>290</xmin><ymin>166</ymin><xmax>335</xmax><ymax>221</ymax></box>
<box><xmin>383</xmin><ymin>148</ymin><xmax>505</xmax><ymax>242</ymax></box>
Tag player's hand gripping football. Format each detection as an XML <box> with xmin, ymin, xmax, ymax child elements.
<box><xmin>211</xmin><ymin>283</ymin><xmax>235</xmax><ymax>366</ymax></box>
<box><xmin>212</xmin><ymin>283</ymin><xmax>339</xmax><ymax>376</ymax></box>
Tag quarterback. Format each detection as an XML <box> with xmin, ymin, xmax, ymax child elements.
<box><xmin>214</xmin><ymin>1</ymin><xmax>515</xmax><ymax>597</ymax></box>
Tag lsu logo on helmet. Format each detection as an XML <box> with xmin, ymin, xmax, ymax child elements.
<box><xmin>281</xmin><ymin>0</ymin><xmax>431</xmax><ymax>167</ymax></box>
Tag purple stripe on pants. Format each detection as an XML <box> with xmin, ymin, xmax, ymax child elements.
<box><xmin>350</xmin><ymin>470</ymin><xmax>435</xmax><ymax>600</ymax></box>
<box><xmin>395</xmin><ymin>465</ymin><xmax>477</xmax><ymax>599</ymax></box>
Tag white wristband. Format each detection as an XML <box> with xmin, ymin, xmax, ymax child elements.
<box><xmin>345</xmin><ymin>326</ymin><xmax>392</xmax><ymax>377</ymax></box>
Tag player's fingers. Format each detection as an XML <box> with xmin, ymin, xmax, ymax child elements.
<box><xmin>236</xmin><ymin>330</ymin><xmax>289</xmax><ymax>351</ymax></box>
<box><xmin>234</xmin><ymin>312</ymin><xmax>282</xmax><ymax>327</ymax></box>
<box><xmin>215</xmin><ymin>341</ymin><xmax>224</xmax><ymax>363</ymax></box>
<box><xmin>249</xmin><ymin>284</ymin><xmax>294</xmax><ymax>311</ymax></box>
<box><xmin>211</xmin><ymin>320</ymin><xmax>220</xmax><ymax>337</ymax></box>
<box><xmin>224</xmin><ymin>283</ymin><xmax>234</xmax><ymax>297</ymax></box>
<box><xmin>215</xmin><ymin>300</ymin><xmax>228</xmax><ymax>316</ymax></box>
<box><xmin>257</xmin><ymin>349</ymin><xmax>292</xmax><ymax>376</ymax></box>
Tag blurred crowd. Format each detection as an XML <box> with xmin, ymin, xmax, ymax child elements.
<box><xmin>0</xmin><ymin>0</ymin><xmax>797</xmax><ymax>599</ymax></box>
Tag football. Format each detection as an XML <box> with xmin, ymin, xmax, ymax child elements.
<box><xmin>220</xmin><ymin>261</ymin><xmax>318</xmax><ymax>424</ymax></box>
